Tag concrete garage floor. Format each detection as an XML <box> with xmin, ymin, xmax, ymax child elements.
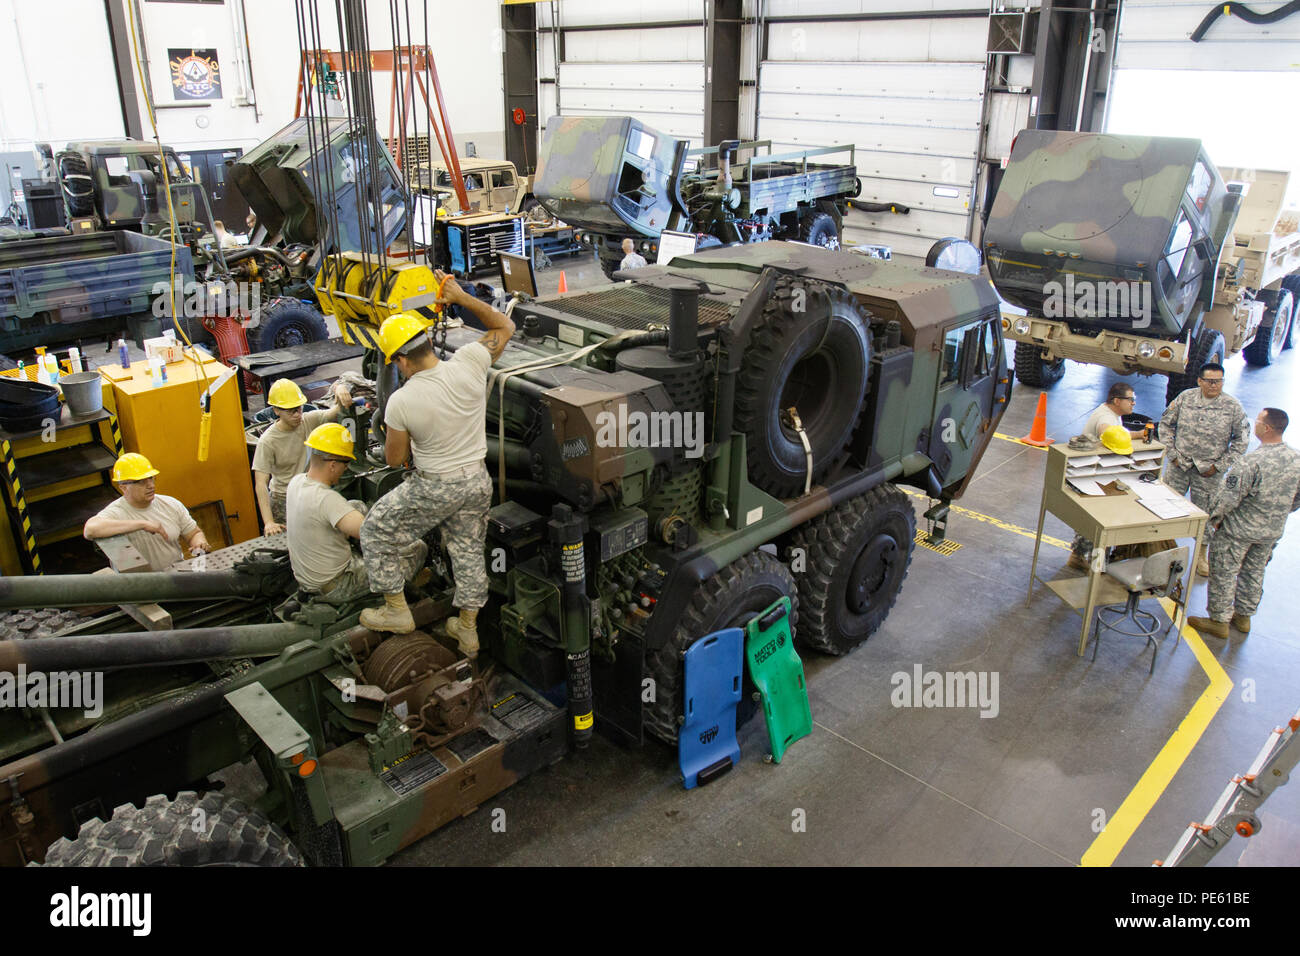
<box><xmin>316</xmin><ymin>254</ymin><xmax>1300</xmax><ymax>867</ymax></box>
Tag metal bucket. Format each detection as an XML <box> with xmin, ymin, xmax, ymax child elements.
<box><xmin>61</xmin><ymin>371</ymin><xmax>104</xmax><ymax>416</ymax></box>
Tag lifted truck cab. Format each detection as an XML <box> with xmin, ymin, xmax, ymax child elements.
<box><xmin>986</xmin><ymin>130</ymin><xmax>1299</xmax><ymax>401</ymax></box>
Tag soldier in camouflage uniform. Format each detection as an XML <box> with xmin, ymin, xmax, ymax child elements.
<box><xmin>1158</xmin><ymin>363</ymin><xmax>1249</xmax><ymax>574</ymax></box>
<box><xmin>1189</xmin><ymin>408</ymin><xmax>1300</xmax><ymax>638</ymax></box>
<box><xmin>359</xmin><ymin>272</ymin><xmax>515</xmax><ymax>656</ymax></box>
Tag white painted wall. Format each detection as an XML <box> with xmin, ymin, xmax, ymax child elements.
<box><xmin>0</xmin><ymin>0</ymin><xmax>124</xmax><ymax>151</ymax></box>
<box><xmin>0</xmin><ymin>0</ymin><xmax>506</xmax><ymax>162</ymax></box>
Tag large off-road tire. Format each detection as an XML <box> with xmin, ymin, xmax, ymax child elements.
<box><xmin>42</xmin><ymin>791</ymin><xmax>303</xmax><ymax>867</ymax></box>
<box><xmin>734</xmin><ymin>278</ymin><xmax>873</xmax><ymax>498</ymax></box>
<box><xmin>1242</xmin><ymin>289</ymin><xmax>1293</xmax><ymax>367</ymax></box>
<box><xmin>250</xmin><ymin>298</ymin><xmax>329</xmax><ymax>353</ymax></box>
<box><xmin>56</xmin><ymin>151</ymin><xmax>95</xmax><ymax>220</ymax></box>
<box><xmin>644</xmin><ymin>550</ymin><xmax>798</xmax><ymax>745</ymax></box>
<box><xmin>799</xmin><ymin>211</ymin><xmax>840</xmax><ymax>250</ymax></box>
<box><xmin>1282</xmin><ymin>276</ymin><xmax>1300</xmax><ymax>349</ymax></box>
<box><xmin>786</xmin><ymin>483</ymin><xmax>915</xmax><ymax>655</ymax></box>
<box><xmin>1165</xmin><ymin>326</ymin><xmax>1226</xmax><ymax>405</ymax></box>
<box><xmin>1013</xmin><ymin>340</ymin><xmax>1066</xmax><ymax>387</ymax></box>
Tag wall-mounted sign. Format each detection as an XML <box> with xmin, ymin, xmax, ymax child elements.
<box><xmin>169</xmin><ymin>48</ymin><xmax>222</xmax><ymax>101</ymax></box>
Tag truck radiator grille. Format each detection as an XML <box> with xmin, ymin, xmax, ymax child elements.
<box><xmin>554</xmin><ymin>285</ymin><xmax>733</xmax><ymax>331</ymax></box>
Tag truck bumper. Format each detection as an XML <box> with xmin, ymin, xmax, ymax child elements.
<box><xmin>999</xmin><ymin>312</ymin><xmax>1188</xmax><ymax>375</ymax></box>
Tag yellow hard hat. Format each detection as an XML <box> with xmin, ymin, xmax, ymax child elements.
<box><xmin>112</xmin><ymin>452</ymin><xmax>159</xmax><ymax>483</ymax></box>
<box><xmin>377</xmin><ymin>313</ymin><xmax>428</xmax><ymax>364</ymax></box>
<box><xmin>266</xmin><ymin>378</ymin><xmax>308</xmax><ymax>409</ymax></box>
<box><xmin>304</xmin><ymin>422</ymin><xmax>355</xmax><ymax>460</ymax></box>
<box><xmin>1100</xmin><ymin>425</ymin><xmax>1133</xmax><ymax>456</ymax></box>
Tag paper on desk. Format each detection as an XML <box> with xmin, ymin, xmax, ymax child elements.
<box><xmin>1139</xmin><ymin>497</ymin><xmax>1192</xmax><ymax>519</ymax></box>
<box><xmin>1132</xmin><ymin>448</ymin><xmax>1162</xmax><ymax>461</ymax></box>
<box><xmin>1096</xmin><ymin>453</ymin><xmax>1132</xmax><ymax>467</ymax></box>
<box><xmin>1136</xmin><ymin>481</ymin><xmax>1183</xmax><ymax>502</ymax></box>
<box><xmin>1069</xmin><ymin>455</ymin><xmax>1101</xmax><ymax>467</ymax></box>
<box><xmin>1067</xmin><ymin>464</ymin><xmax>1099</xmax><ymax>476</ymax></box>
<box><xmin>1067</xmin><ymin>477</ymin><xmax>1107</xmax><ymax>495</ymax></box>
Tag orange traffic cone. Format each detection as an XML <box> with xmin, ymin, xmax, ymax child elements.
<box><xmin>557</xmin><ymin>271</ymin><xmax>568</xmax><ymax>294</ymax></box>
<box><xmin>1020</xmin><ymin>392</ymin><xmax>1055</xmax><ymax>446</ymax></box>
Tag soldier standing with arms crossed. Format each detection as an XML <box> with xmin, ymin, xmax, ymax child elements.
<box><xmin>358</xmin><ymin>271</ymin><xmax>515</xmax><ymax>657</ymax></box>
<box><xmin>1157</xmin><ymin>362</ymin><xmax>1249</xmax><ymax>576</ymax></box>
<box><xmin>1188</xmin><ymin>408</ymin><xmax>1300</xmax><ymax>638</ymax></box>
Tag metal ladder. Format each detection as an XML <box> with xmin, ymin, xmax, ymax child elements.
<box><xmin>1157</xmin><ymin>706</ymin><xmax>1300</xmax><ymax>866</ymax></box>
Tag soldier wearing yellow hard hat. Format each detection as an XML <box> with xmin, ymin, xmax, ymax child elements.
<box><xmin>282</xmin><ymin>423</ymin><xmax>427</xmax><ymax>604</ymax></box>
<box><xmin>1068</xmin><ymin>382</ymin><xmax>1150</xmax><ymax>571</ymax></box>
<box><xmin>84</xmin><ymin>453</ymin><xmax>210</xmax><ymax>570</ymax></box>
<box><xmin>357</xmin><ymin>270</ymin><xmax>515</xmax><ymax>655</ymax></box>
<box><xmin>251</xmin><ymin>375</ymin><xmax>353</xmax><ymax>535</ymax></box>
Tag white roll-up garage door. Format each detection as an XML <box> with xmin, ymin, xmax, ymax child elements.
<box><xmin>537</xmin><ymin>1</ymin><xmax>707</xmax><ymax>147</ymax></box>
<box><xmin>757</xmin><ymin>2</ymin><xmax>989</xmax><ymax>262</ymax></box>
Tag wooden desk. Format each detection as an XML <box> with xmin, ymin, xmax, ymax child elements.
<box><xmin>1028</xmin><ymin>440</ymin><xmax>1207</xmax><ymax>655</ymax></box>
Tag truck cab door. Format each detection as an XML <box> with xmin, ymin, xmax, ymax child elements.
<box><xmin>489</xmin><ymin>168</ymin><xmax>517</xmax><ymax>212</ymax></box>
<box><xmin>1158</xmin><ymin>206</ymin><xmax>1213</xmax><ymax>330</ymax></box>
<box><xmin>928</xmin><ymin>316</ymin><xmax>1005</xmax><ymax>488</ymax></box>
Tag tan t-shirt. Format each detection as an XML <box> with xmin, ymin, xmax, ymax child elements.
<box><xmin>1083</xmin><ymin>403</ymin><xmax>1122</xmax><ymax>441</ymax></box>
<box><xmin>252</xmin><ymin>409</ymin><xmax>330</xmax><ymax>495</ymax></box>
<box><xmin>285</xmin><ymin>473</ymin><xmax>357</xmax><ymax>590</ymax></box>
<box><xmin>384</xmin><ymin>342</ymin><xmax>492</xmax><ymax>473</ymax></box>
<box><xmin>94</xmin><ymin>494</ymin><xmax>198</xmax><ymax>570</ymax></box>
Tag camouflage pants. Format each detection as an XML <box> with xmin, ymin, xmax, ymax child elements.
<box><xmin>314</xmin><ymin>547</ymin><xmax>424</xmax><ymax>606</ymax></box>
<box><xmin>271</xmin><ymin>490</ymin><xmax>287</xmax><ymax>525</ymax></box>
<box><xmin>1205</xmin><ymin>533</ymin><xmax>1278</xmax><ymax>622</ymax></box>
<box><xmin>1164</xmin><ymin>463</ymin><xmax>1223</xmax><ymax>551</ymax></box>
<box><xmin>360</xmin><ymin>464</ymin><xmax>491</xmax><ymax>606</ymax></box>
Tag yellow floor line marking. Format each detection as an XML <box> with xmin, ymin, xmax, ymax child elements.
<box><xmin>902</xmin><ymin>488</ymin><xmax>1072</xmax><ymax>551</ymax></box>
<box><xmin>1081</xmin><ymin>601</ymin><xmax>1232</xmax><ymax>867</ymax></box>
<box><xmin>994</xmin><ymin>432</ymin><xmax>1021</xmax><ymax>443</ymax></box>
<box><xmin>901</xmin><ymin>485</ymin><xmax>1231</xmax><ymax>866</ymax></box>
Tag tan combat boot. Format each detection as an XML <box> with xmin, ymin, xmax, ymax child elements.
<box><xmin>445</xmin><ymin>608</ymin><xmax>479</xmax><ymax>658</ymax></box>
<box><xmin>1187</xmin><ymin>616</ymin><xmax>1229</xmax><ymax>639</ymax></box>
<box><xmin>1231</xmin><ymin>614</ymin><xmax>1251</xmax><ymax>634</ymax></box>
<box><xmin>360</xmin><ymin>592</ymin><xmax>415</xmax><ymax>634</ymax></box>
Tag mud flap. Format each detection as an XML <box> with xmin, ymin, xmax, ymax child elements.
<box><xmin>678</xmin><ymin>627</ymin><xmax>743</xmax><ymax>789</ymax></box>
<box><xmin>744</xmin><ymin>597</ymin><xmax>811</xmax><ymax>764</ymax></box>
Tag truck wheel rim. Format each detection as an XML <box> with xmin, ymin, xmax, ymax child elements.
<box><xmin>847</xmin><ymin>533</ymin><xmax>899</xmax><ymax>614</ymax></box>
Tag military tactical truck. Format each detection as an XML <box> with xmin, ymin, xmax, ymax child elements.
<box><xmin>416</xmin><ymin>157</ymin><xmax>535</xmax><ymax>216</ymax></box>
<box><xmin>535</xmin><ymin>115</ymin><xmax>860</xmax><ymax>278</ymax></box>
<box><xmin>0</xmin><ymin>241</ymin><xmax>1010</xmax><ymax>865</ymax></box>
<box><xmin>986</xmin><ymin>130</ymin><xmax>1300</xmax><ymax>402</ymax></box>
<box><xmin>56</xmin><ymin>140</ymin><xmax>207</xmax><ymax>242</ymax></box>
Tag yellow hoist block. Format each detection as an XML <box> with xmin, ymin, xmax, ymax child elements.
<box><xmin>314</xmin><ymin>252</ymin><xmax>445</xmax><ymax>349</ymax></box>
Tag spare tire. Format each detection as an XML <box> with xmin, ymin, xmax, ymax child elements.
<box><xmin>734</xmin><ymin>277</ymin><xmax>872</xmax><ymax>497</ymax></box>
<box><xmin>249</xmin><ymin>298</ymin><xmax>329</xmax><ymax>352</ymax></box>
<box><xmin>56</xmin><ymin>152</ymin><xmax>96</xmax><ymax>220</ymax></box>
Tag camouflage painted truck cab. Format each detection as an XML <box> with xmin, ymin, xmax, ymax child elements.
<box><xmin>59</xmin><ymin>140</ymin><xmax>207</xmax><ymax>240</ymax></box>
<box><xmin>479</xmin><ymin>240</ymin><xmax>1011</xmax><ymax>745</ymax></box>
<box><xmin>535</xmin><ymin>115</ymin><xmax>859</xmax><ymax>278</ymax></box>
<box><xmin>986</xmin><ymin>130</ymin><xmax>1300</xmax><ymax>401</ymax></box>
